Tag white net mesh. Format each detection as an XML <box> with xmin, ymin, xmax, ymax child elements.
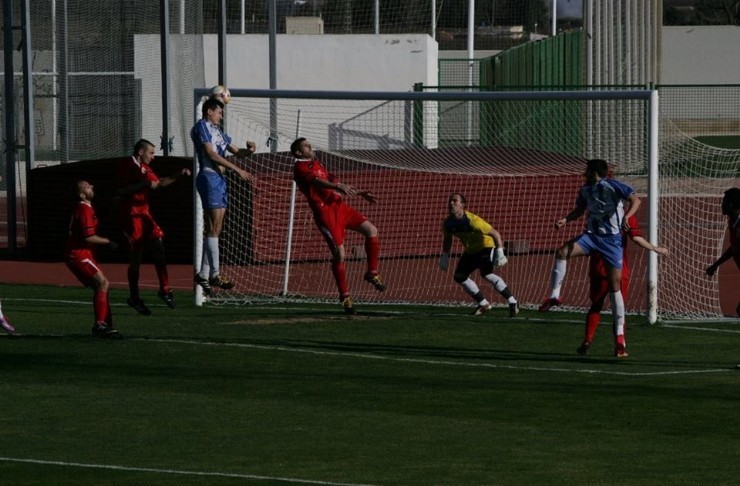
<box><xmin>199</xmin><ymin>89</ymin><xmax>739</xmax><ymax>320</ymax></box>
<box><xmin>25</xmin><ymin>0</ymin><xmax>205</xmax><ymax>162</ymax></box>
<box><xmin>657</xmin><ymin>119</ymin><xmax>740</xmax><ymax>319</ymax></box>
<box><xmin>197</xmin><ymin>92</ymin><xmax>623</xmax><ymax>309</ymax></box>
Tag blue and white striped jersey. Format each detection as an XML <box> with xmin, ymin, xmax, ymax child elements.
<box><xmin>190</xmin><ymin>119</ymin><xmax>232</xmax><ymax>172</ymax></box>
<box><xmin>576</xmin><ymin>178</ymin><xmax>635</xmax><ymax>236</ymax></box>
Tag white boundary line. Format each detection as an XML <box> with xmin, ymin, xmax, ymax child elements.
<box><xmin>662</xmin><ymin>324</ymin><xmax>740</xmax><ymax>334</ymax></box>
<box><xmin>0</xmin><ymin>457</ymin><xmax>371</xmax><ymax>485</ymax></box>
<box><xmin>4</xmin><ymin>298</ymin><xmax>737</xmax><ymax>375</ymax></box>
<box><xmin>135</xmin><ymin>337</ymin><xmax>735</xmax><ymax>377</ymax></box>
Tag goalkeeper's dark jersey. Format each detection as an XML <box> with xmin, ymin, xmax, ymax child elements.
<box><xmin>442</xmin><ymin>211</ymin><xmax>494</xmax><ymax>254</ymax></box>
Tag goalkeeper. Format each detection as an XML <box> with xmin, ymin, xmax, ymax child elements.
<box><xmin>439</xmin><ymin>193</ymin><xmax>519</xmax><ymax>317</ymax></box>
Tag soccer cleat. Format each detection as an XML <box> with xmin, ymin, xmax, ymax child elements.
<box><xmin>194</xmin><ymin>273</ymin><xmax>213</xmax><ymax>296</ymax></box>
<box><xmin>209</xmin><ymin>274</ymin><xmax>235</xmax><ymax>290</ymax></box>
<box><xmin>508</xmin><ymin>302</ymin><xmax>520</xmax><ymax>318</ymax></box>
<box><xmin>0</xmin><ymin>316</ymin><xmax>15</xmax><ymax>334</ymax></box>
<box><xmin>576</xmin><ymin>342</ymin><xmax>591</xmax><ymax>356</ymax></box>
<box><xmin>538</xmin><ymin>297</ymin><xmax>562</xmax><ymax>312</ymax></box>
<box><xmin>342</xmin><ymin>296</ymin><xmax>356</xmax><ymax>315</ymax></box>
<box><xmin>91</xmin><ymin>323</ymin><xmax>123</xmax><ymax>339</ymax></box>
<box><xmin>158</xmin><ymin>290</ymin><xmax>176</xmax><ymax>309</ymax></box>
<box><xmin>614</xmin><ymin>345</ymin><xmax>629</xmax><ymax>358</ymax></box>
<box><xmin>364</xmin><ymin>272</ymin><xmax>386</xmax><ymax>292</ymax></box>
<box><xmin>127</xmin><ymin>297</ymin><xmax>152</xmax><ymax>316</ymax></box>
<box><xmin>474</xmin><ymin>303</ymin><xmax>493</xmax><ymax>316</ymax></box>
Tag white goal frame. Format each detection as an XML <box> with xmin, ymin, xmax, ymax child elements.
<box><xmin>192</xmin><ymin>88</ymin><xmax>661</xmax><ymax>322</ymax></box>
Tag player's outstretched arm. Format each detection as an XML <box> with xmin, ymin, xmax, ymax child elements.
<box><xmin>556</xmin><ymin>207</ymin><xmax>586</xmax><ymax>229</ymax></box>
<box><xmin>206</xmin><ymin>143</ymin><xmax>253</xmax><ymax>182</ymax></box>
<box><xmin>488</xmin><ymin>228</ymin><xmax>507</xmax><ymax>267</ymax></box>
<box><xmin>157</xmin><ymin>168</ymin><xmax>192</xmax><ymax>189</ymax></box>
<box><xmin>85</xmin><ymin>234</ymin><xmax>116</xmax><ymax>248</ymax></box>
<box><xmin>632</xmin><ymin>236</ymin><xmax>669</xmax><ymax>256</ymax></box>
<box><xmin>706</xmin><ymin>247</ymin><xmax>733</xmax><ymax>276</ymax></box>
<box><xmin>231</xmin><ymin>141</ymin><xmax>256</xmax><ymax>158</ymax></box>
<box><xmin>439</xmin><ymin>235</ymin><xmax>453</xmax><ymax>271</ymax></box>
<box><xmin>357</xmin><ymin>191</ymin><xmax>377</xmax><ymax>204</ymax></box>
<box><xmin>622</xmin><ymin>194</ymin><xmax>641</xmax><ymax>229</ymax></box>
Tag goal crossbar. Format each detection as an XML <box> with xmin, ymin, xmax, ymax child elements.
<box><xmin>192</xmin><ymin>88</ymin><xmax>666</xmax><ymax>322</ymax></box>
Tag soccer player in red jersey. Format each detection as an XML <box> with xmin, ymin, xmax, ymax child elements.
<box><xmin>291</xmin><ymin>137</ymin><xmax>386</xmax><ymax>315</ymax></box>
<box><xmin>117</xmin><ymin>139</ymin><xmax>191</xmax><ymax>315</ymax></box>
<box><xmin>579</xmin><ymin>214</ymin><xmax>668</xmax><ymax>357</ymax></box>
<box><xmin>706</xmin><ymin>187</ymin><xmax>740</xmax><ymax>317</ymax></box>
<box><xmin>65</xmin><ymin>180</ymin><xmax>122</xmax><ymax>338</ymax></box>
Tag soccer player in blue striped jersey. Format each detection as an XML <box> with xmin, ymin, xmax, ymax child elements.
<box><xmin>539</xmin><ymin>159</ymin><xmax>640</xmax><ymax>357</ymax></box>
<box><xmin>191</xmin><ymin>97</ymin><xmax>256</xmax><ymax>294</ymax></box>
<box><xmin>440</xmin><ymin>193</ymin><xmax>519</xmax><ymax>317</ymax></box>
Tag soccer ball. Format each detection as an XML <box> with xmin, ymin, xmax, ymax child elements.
<box><xmin>210</xmin><ymin>85</ymin><xmax>231</xmax><ymax>105</ymax></box>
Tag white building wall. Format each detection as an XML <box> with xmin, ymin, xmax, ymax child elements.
<box><xmin>661</xmin><ymin>26</ymin><xmax>740</xmax><ymax>84</ymax></box>
<box><xmin>136</xmin><ymin>34</ymin><xmax>438</xmax><ymax>155</ymax></box>
<box><xmin>204</xmin><ymin>34</ymin><xmax>437</xmax><ymax>91</ymax></box>
<box><xmin>660</xmin><ymin>26</ymin><xmax>740</xmax><ymax>131</ymax></box>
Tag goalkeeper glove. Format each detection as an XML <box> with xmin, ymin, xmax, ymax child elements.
<box><xmin>439</xmin><ymin>252</ymin><xmax>450</xmax><ymax>271</ymax></box>
<box><xmin>491</xmin><ymin>247</ymin><xmax>508</xmax><ymax>267</ymax></box>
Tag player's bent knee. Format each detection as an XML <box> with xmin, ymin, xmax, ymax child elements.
<box><xmin>453</xmin><ymin>274</ymin><xmax>467</xmax><ymax>284</ymax></box>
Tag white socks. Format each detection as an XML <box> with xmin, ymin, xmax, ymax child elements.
<box><xmin>199</xmin><ymin>236</ymin><xmax>220</xmax><ymax>279</ymax></box>
<box><xmin>549</xmin><ymin>259</ymin><xmax>567</xmax><ymax>299</ymax></box>
<box><xmin>610</xmin><ymin>290</ymin><xmax>625</xmax><ymax>335</ymax></box>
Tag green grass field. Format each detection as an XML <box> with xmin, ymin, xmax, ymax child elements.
<box><xmin>1</xmin><ymin>283</ymin><xmax>739</xmax><ymax>485</ymax></box>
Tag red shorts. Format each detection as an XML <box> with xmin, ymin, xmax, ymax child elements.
<box><xmin>122</xmin><ymin>212</ymin><xmax>165</xmax><ymax>251</ymax></box>
<box><xmin>313</xmin><ymin>202</ymin><xmax>367</xmax><ymax>249</ymax></box>
<box><xmin>589</xmin><ymin>273</ymin><xmax>630</xmax><ymax>306</ymax></box>
<box><xmin>66</xmin><ymin>250</ymin><xmax>103</xmax><ymax>286</ymax></box>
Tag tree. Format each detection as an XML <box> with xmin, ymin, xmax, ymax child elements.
<box><xmin>695</xmin><ymin>0</ymin><xmax>740</xmax><ymax>25</ymax></box>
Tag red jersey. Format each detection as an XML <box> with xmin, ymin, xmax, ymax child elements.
<box><xmin>117</xmin><ymin>156</ymin><xmax>159</xmax><ymax>215</ymax></box>
<box><xmin>66</xmin><ymin>201</ymin><xmax>98</xmax><ymax>255</ymax></box>
<box><xmin>589</xmin><ymin>214</ymin><xmax>642</xmax><ymax>280</ymax></box>
<box><xmin>294</xmin><ymin>158</ymin><xmax>342</xmax><ymax>212</ymax></box>
<box><xmin>729</xmin><ymin>214</ymin><xmax>740</xmax><ymax>268</ymax></box>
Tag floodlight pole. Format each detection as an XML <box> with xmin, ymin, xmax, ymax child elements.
<box><xmin>21</xmin><ymin>0</ymin><xmax>35</xmax><ymax>172</ymax></box>
<box><xmin>160</xmin><ymin>0</ymin><xmax>171</xmax><ymax>155</ymax></box>
<box><xmin>466</xmin><ymin>0</ymin><xmax>474</xmax><ymax>145</ymax></box>
<box><xmin>3</xmin><ymin>0</ymin><xmax>17</xmax><ymax>252</ymax></box>
<box><xmin>431</xmin><ymin>0</ymin><xmax>436</xmax><ymax>39</ymax></box>
<box><xmin>218</xmin><ymin>0</ymin><xmax>227</xmax><ymax>86</ymax></box>
<box><xmin>269</xmin><ymin>0</ymin><xmax>278</xmax><ymax>153</ymax></box>
<box><xmin>374</xmin><ymin>0</ymin><xmax>379</xmax><ymax>34</ymax></box>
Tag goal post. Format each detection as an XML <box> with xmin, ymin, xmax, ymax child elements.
<box><xmin>190</xmin><ymin>87</ymin><xmax>734</xmax><ymax>322</ymax></box>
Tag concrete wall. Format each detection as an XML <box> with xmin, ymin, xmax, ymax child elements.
<box><xmin>204</xmin><ymin>34</ymin><xmax>437</xmax><ymax>91</ymax></box>
<box><xmin>136</xmin><ymin>34</ymin><xmax>438</xmax><ymax>156</ymax></box>
<box><xmin>661</xmin><ymin>26</ymin><xmax>740</xmax><ymax>84</ymax></box>
<box><xmin>660</xmin><ymin>26</ymin><xmax>740</xmax><ymax>132</ymax></box>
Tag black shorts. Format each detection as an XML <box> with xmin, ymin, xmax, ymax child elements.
<box><xmin>455</xmin><ymin>248</ymin><xmax>493</xmax><ymax>277</ymax></box>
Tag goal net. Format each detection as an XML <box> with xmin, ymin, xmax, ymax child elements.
<box><xmin>193</xmin><ymin>88</ymin><xmax>738</xmax><ymax>322</ymax></box>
